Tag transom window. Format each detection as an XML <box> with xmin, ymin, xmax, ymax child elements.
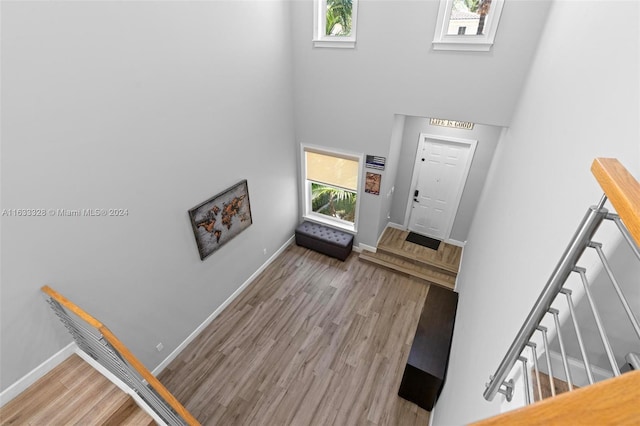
<box><xmin>313</xmin><ymin>0</ymin><xmax>359</xmax><ymax>49</ymax></box>
<box><xmin>301</xmin><ymin>145</ymin><xmax>362</xmax><ymax>232</ymax></box>
<box><xmin>433</xmin><ymin>0</ymin><xmax>505</xmax><ymax>51</ymax></box>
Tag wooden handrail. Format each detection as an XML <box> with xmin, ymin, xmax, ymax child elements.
<box><xmin>41</xmin><ymin>285</ymin><xmax>200</xmax><ymax>426</ymax></box>
<box><xmin>592</xmin><ymin>158</ymin><xmax>640</xmax><ymax>247</ymax></box>
<box><xmin>471</xmin><ymin>369</ymin><xmax>640</xmax><ymax>425</ymax></box>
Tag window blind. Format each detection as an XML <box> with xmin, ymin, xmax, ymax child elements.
<box><xmin>305</xmin><ymin>150</ymin><xmax>358</xmax><ymax>191</ymax></box>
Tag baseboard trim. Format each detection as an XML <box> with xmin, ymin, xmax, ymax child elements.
<box><xmin>358</xmin><ymin>243</ymin><xmax>376</xmax><ymax>253</ymax></box>
<box><xmin>445</xmin><ymin>238</ymin><xmax>466</xmax><ymax>247</ymax></box>
<box><xmin>387</xmin><ymin>222</ymin><xmax>405</xmax><ymax>230</ymax></box>
<box><xmin>375</xmin><ymin>222</ymin><xmax>406</xmax><ymax>250</ymax></box>
<box><xmin>0</xmin><ymin>342</ymin><xmax>76</xmax><ymax>407</ymax></box>
<box><xmin>428</xmin><ymin>403</ymin><xmax>436</xmax><ymax>426</ymax></box>
<box><xmin>453</xmin><ymin>242</ymin><xmax>465</xmax><ymax>292</ymax></box>
<box><xmin>152</xmin><ymin>235</ymin><xmax>295</xmax><ymax>376</ymax></box>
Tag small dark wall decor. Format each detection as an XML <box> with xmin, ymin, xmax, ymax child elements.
<box><xmin>365</xmin><ymin>155</ymin><xmax>386</xmax><ymax>170</ymax></box>
<box><xmin>189</xmin><ymin>180</ymin><xmax>252</xmax><ymax>260</ymax></box>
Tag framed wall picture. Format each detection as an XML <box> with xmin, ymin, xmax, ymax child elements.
<box><xmin>365</xmin><ymin>172</ymin><xmax>381</xmax><ymax>195</ymax></box>
<box><xmin>188</xmin><ymin>180</ymin><xmax>252</xmax><ymax>260</ymax></box>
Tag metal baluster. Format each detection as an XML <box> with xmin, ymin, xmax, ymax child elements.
<box><xmin>574</xmin><ymin>267</ymin><xmax>621</xmax><ymax>376</ymax></box>
<box><xmin>549</xmin><ymin>308</ymin><xmax>573</xmax><ymax>391</ymax></box>
<box><xmin>526</xmin><ymin>342</ymin><xmax>543</xmax><ymax>401</ymax></box>
<box><xmin>519</xmin><ymin>356</ymin><xmax>531</xmax><ymax>405</ymax></box>
<box><xmin>483</xmin><ymin>196</ymin><xmax>608</xmax><ymax>401</ymax></box>
<box><xmin>606</xmin><ymin>213</ymin><xmax>640</xmax><ymax>260</ymax></box>
<box><xmin>560</xmin><ymin>288</ymin><xmax>594</xmax><ymax>384</ymax></box>
<box><xmin>537</xmin><ymin>325</ymin><xmax>556</xmax><ymax>397</ymax></box>
<box><xmin>589</xmin><ymin>242</ymin><xmax>640</xmax><ymax>339</ymax></box>
<box><xmin>47</xmin><ymin>297</ymin><xmax>186</xmax><ymax>425</ymax></box>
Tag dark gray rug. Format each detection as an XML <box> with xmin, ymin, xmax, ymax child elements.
<box><xmin>406</xmin><ymin>232</ymin><xmax>441</xmax><ymax>250</ymax></box>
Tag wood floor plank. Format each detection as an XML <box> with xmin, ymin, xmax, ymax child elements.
<box><xmin>29</xmin><ymin>364</ymin><xmax>122</xmax><ymax>424</ymax></box>
<box><xmin>378</xmin><ymin>227</ymin><xmax>462</xmax><ymax>273</ymax></box>
<box><xmin>289</xmin><ymin>370</ymin><xmax>334</xmax><ymax>426</ymax></box>
<box><xmin>0</xmin><ymin>380</ymin><xmax>69</xmax><ymax>425</ymax></box>
<box><xmin>75</xmin><ymin>387</ymin><xmax>131</xmax><ymax>424</ymax></box>
<box><xmin>158</xmin><ymin>244</ymin><xmax>432</xmax><ymax>425</ymax></box>
<box><xmin>0</xmin><ymin>354</ymin><xmax>153</xmax><ymax>425</ymax></box>
<box><xmin>0</xmin><ymin>355</ymin><xmax>85</xmax><ymax>424</ymax></box>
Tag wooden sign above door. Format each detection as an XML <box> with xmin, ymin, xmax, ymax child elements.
<box><xmin>430</xmin><ymin>118</ymin><xmax>474</xmax><ymax>130</ymax></box>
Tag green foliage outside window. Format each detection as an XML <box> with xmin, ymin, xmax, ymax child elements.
<box><xmin>326</xmin><ymin>0</ymin><xmax>353</xmax><ymax>36</ymax></box>
<box><xmin>311</xmin><ymin>183</ymin><xmax>356</xmax><ymax>223</ymax></box>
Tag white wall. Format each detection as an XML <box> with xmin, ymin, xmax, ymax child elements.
<box><xmin>389</xmin><ymin>116</ymin><xmax>502</xmax><ymax>242</ymax></box>
<box><xmin>434</xmin><ymin>1</ymin><xmax>640</xmax><ymax>424</ymax></box>
<box><xmin>291</xmin><ymin>0</ymin><xmax>551</xmax><ymax>247</ymax></box>
<box><xmin>0</xmin><ymin>1</ymin><xmax>298</xmax><ymax>390</ymax></box>
<box><xmin>377</xmin><ymin>114</ymin><xmax>406</xmax><ymax>240</ymax></box>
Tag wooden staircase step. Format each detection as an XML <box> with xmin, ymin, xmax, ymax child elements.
<box><xmin>100</xmin><ymin>393</ymin><xmax>155</xmax><ymax>426</ymax></box>
<box><xmin>533</xmin><ymin>372</ymin><xmax>579</xmax><ymax>402</ymax></box>
<box><xmin>377</xmin><ymin>227</ymin><xmax>462</xmax><ymax>274</ymax></box>
<box><xmin>77</xmin><ymin>386</ymin><xmax>135</xmax><ymax>424</ymax></box>
<box><xmin>376</xmin><ymin>245</ymin><xmax>458</xmax><ymax>276</ymax></box>
<box><xmin>359</xmin><ymin>250</ymin><xmax>456</xmax><ymax>290</ymax></box>
<box><xmin>121</xmin><ymin>406</ymin><xmax>156</xmax><ymax>426</ymax></box>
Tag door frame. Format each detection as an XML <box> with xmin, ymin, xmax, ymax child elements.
<box><xmin>403</xmin><ymin>133</ymin><xmax>477</xmax><ymax>240</ymax></box>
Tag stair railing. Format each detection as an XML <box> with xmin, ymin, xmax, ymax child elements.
<box><xmin>483</xmin><ymin>158</ymin><xmax>640</xmax><ymax>404</ymax></box>
<box><xmin>41</xmin><ymin>285</ymin><xmax>200</xmax><ymax>426</ymax></box>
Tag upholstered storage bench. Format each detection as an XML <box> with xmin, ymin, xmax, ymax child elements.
<box><xmin>295</xmin><ymin>221</ymin><xmax>354</xmax><ymax>261</ymax></box>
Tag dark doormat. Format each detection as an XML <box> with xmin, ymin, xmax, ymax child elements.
<box><xmin>406</xmin><ymin>232</ymin><xmax>441</xmax><ymax>250</ymax></box>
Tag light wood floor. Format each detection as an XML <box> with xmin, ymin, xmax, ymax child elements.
<box><xmin>0</xmin><ymin>354</ymin><xmax>153</xmax><ymax>425</ymax></box>
<box><xmin>158</xmin><ymin>244</ymin><xmax>432</xmax><ymax>425</ymax></box>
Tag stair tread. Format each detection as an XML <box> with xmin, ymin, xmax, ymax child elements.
<box><xmin>377</xmin><ymin>245</ymin><xmax>458</xmax><ymax>275</ymax></box>
<box><xmin>377</xmin><ymin>227</ymin><xmax>462</xmax><ymax>274</ymax></box>
<box><xmin>359</xmin><ymin>250</ymin><xmax>456</xmax><ymax>290</ymax></box>
<box><xmin>120</xmin><ymin>405</ymin><xmax>156</xmax><ymax>426</ymax></box>
<box><xmin>76</xmin><ymin>386</ymin><xmax>133</xmax><ymax>424</ymax></box>
<box><xmin>99</xmin><ymin>393</ymin><xmax>155</xmax><ymax>426</ymax></box>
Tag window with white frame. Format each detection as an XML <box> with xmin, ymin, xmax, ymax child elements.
<box><xmin>313</xmin><ymin>0</ymin><xmax>359</xmax><ymax>48</ymax></box>
<box><xmin>433</xmin><ymin>0</ymin><xmax>505</xmax><ymax>51</ymax></box>
<box><xmin>301</xmin><ymin>145</ymin><xmax>362</xmax><ymax>232</ymax></box>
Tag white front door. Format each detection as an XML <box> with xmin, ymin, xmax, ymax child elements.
<box><xmin>407</xmin><ymin>134</ymin><xmax>476</xmax><ymax>240</ymax></box>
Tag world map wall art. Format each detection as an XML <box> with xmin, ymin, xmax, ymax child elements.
<box><xmin>188</xmin><ymin>180</ymin><xmax>252</xmax><ymax>260</ymax></box>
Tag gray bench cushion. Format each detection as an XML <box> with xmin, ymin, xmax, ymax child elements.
<box><xmin>295</xmin><ymin>221</ymin><xmax>354</xmax><ymax>261</ymax></box>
